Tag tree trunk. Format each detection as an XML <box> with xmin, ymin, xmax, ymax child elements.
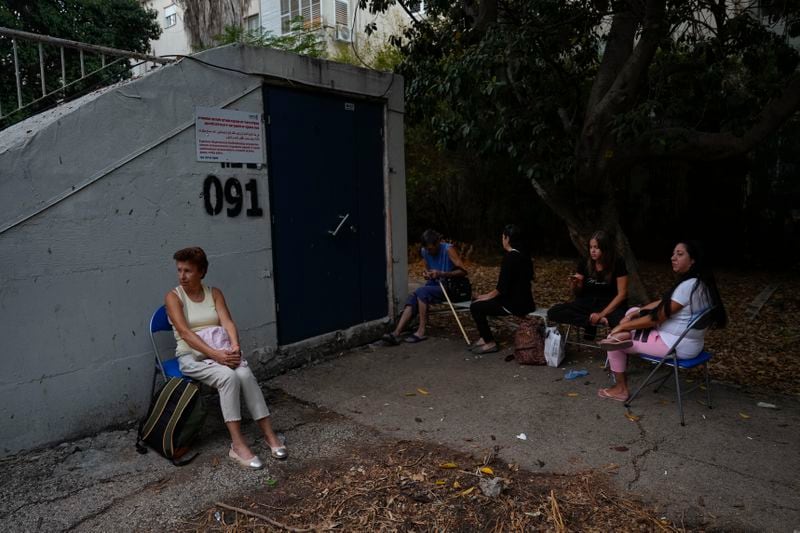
<box><xmin>178</xmin><ymin>0</ymin><xmax>249</xmax><ymax>50</ymax></box>
<box><xmin>529</xmin><ymin>176</ymin><xmax>650</xmax><ymax>304</ymax></box>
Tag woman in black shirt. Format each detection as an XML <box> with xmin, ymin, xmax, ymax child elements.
<box><xmin>469</xmin><ymin>225</ymin><xmax>535</xmax><ymax>354</ymax></box>
<box><xmin>547</xmin><ymin>230</ymin><xmax>628</xmax><ymax>338</ymax></box>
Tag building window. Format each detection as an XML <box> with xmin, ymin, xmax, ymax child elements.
<box><xmin>280</xmin><ymin>0</ymin><xmax>321</xmax><ymax>34</ymax></box>
<box><xmin>164</xmin><ymin>4</ymin><xmax>177</xmax><ymax>28</ymax></box>
<box><xmin>246</xmin><ymin>14</ymin><xmax>261</xmax><ymax>33</ymax></box>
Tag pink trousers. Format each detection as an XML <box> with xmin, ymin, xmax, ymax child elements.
<box><xmin>607</xmin><ymin>307</ymin><xmax>670</xmax><ymax>373</ymax></box>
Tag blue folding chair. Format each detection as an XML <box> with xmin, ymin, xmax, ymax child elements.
<box><xmin>149</xmin><ymin>305</ymin><xmax>183</xmax><ymax>381</ymax></box>
<box><xmin>625</xmin><ymin>306</ymin><xmax>717</xmax><ymax>426</ymax></box>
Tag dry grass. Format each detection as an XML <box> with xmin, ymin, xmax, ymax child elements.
<box><xmin>187</xmin><ymin>442</ymin><xmax>681</xmax><ymax>532</ymax></box>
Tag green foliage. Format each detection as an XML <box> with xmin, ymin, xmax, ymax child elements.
<box><xmin>392</xmin><ymin>0</ymin><xmax>799</xmax><ymax>184</ymax></box>
<box><xmin>396</xmin><ymin>0</ymin><xmax>603</xmax><ymax>184</ymax></box>
<box><xmin>329</xmin><ymin>39</ymin><xmax>404</xmax><ymax>72</ymax></box>
<box><xmin>405</xmin><ymin>122</ymin><xmax>564</xmax><ymax>248</ymax></box>
<box><xmin>329</xmin><ymin>42</ymin><xmax>360</xmax><ymax>65</ymax></box>
<box><xmin>386</xmin><ymin>0</ymin><xmax>800</xmax><ymax>262</ymax></box>
<box><xmin>0</xmin><ymin>0</ymin><xmax>160</xmax><ymax>127</ymax></box>
<box><xmin>214</xmin><ymin>18</ymin><xmax>327</xmax><ymax>58</ymax></box>
<box><xmin>372</xmin><ymin>42</ymin><xmax>403</xmax><ymax>71</ymax></box>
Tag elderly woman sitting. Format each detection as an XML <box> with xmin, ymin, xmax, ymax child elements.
<box><xmin>383</xmin><ymin>229</ymin><xmax>468</xmax><ymax>344</ymax></box>
<box><xmin>165</xmin><ymin>246</ymin><xmax>286</xmax><ymax>469</ymax></box>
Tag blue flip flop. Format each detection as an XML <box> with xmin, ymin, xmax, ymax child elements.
<box><xmin>404</xmin><ymin>334</ymin><xmax>427</xmax><ymax>343</ymax></box>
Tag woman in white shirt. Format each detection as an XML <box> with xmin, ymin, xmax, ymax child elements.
<box><xmin>596</xmin><ymin>241</ymin><xmax>727</xmax><ymax>402</ymax></box>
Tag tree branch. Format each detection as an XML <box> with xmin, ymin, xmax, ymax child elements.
<box><xmin>586</xmin><ymin>7</ymin><xmax>638</xmax><ymax>112</ymax></box>
<box><xmin>528</xmin><ymin>178</ymin><xmax>586</xmax><ymax>233</ymax></box>
<box><xmin>621</xmin><ymin>70</ymin><xmax>800</xmax><ymax>161</ymax></box>
<box><xmin>590</xmin><ymin>0</ymin><xmax>666</xmax><ymax>125</ymax></box>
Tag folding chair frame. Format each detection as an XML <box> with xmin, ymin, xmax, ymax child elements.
<box><xmin>624</xmin><ymin>306</ymin><xmax>717</xmax><ymax>426</ymax></box>
<box><xmin>148</xmin><ymin>305</ymin><xmax>186</xmax><ymax>399</ymax></box>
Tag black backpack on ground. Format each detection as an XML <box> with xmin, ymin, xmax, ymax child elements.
<box><xmin>135</xmin><ymin>377</ymin><xmax>207</xmax><ymax>466</ymax></box>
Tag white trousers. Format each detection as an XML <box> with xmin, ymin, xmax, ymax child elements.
<box><xmin>178</xmin><ymin>355</ymin><xmax>269</xmax><ymax>422</ymax></box>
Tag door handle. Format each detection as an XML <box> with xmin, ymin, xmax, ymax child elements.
<box><xmin>328</xmin><ymin>213</ymin><xmax>350</xmax><ymax>236</ymax></box>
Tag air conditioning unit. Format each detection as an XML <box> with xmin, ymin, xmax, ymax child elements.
<box><xmin>336</xmin><ymin>23</ymin><xmax>351</xmax><ymax>42</ymax></box>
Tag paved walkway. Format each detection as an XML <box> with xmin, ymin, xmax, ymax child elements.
<box><xmin>2</xmin><ymin>337</ymin><xmax>798</xmax><ymax>531</ymax></box>
<box><xmin>269</xmin><ymin>338</ymin><xmax>800</xmax><ymax>531</ymax></box>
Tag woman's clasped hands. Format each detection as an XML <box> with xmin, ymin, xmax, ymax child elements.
<box><xmin>217</xmin><ymin>346</ymin><xmax>242</xmax><ymax>368</ymax></box>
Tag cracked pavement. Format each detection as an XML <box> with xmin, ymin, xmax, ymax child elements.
<box><xmin>269</xmin><ymin>337</ymin><xmax>800</xmax><ymax>531</ymax></box>
<box><xmin>0</xmin><ymin>393</ymin><xmax>384</xmax><ymax>532</ymax></box>
<box><xmin>1</xmin><ymin>336</ymin><xmax>798</xmax><ymax>531</ymax></box>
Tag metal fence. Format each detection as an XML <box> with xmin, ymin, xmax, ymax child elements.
<box><xmin>0</xmin><ymin>27</ymin><xmax>174</xmax><ymax>126</ymax></box>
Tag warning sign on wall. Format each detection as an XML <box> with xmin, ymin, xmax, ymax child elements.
<box><xmin>195</xmin><ymin>107</ymin><xmax>265</xmax><ymax>164</ymax></box>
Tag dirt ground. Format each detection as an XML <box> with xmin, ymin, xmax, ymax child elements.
<box><xmin>426</xmin><ymin>255</ymin><xmax>800</xmax><ymax>396</ymax></box>
<box><xmin>187</xmin><ymin>440</ymin><xmax>678</xmax><ymax>532</ymax></box>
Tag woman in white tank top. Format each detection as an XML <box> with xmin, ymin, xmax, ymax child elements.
<box><xmin>165</xmin><ymin>247</ymin><xmax>287</xmax><ymax>469</ymax></box>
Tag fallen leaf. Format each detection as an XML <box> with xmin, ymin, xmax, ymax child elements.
<box><xmin>453</xmin><ymin>480</ymin><xmax>461</xmax><ymax>488</ymax></box>
<box><xmin>404</xmin><ymin>392</ymin><xmax>416</xmax><ymax>397</ymax></box>
<box><xmin>624</xmin><ymin>412</ymin><xmax>640</xmax><ymax>422</ymax></box>
<box><xmin>739</xmin><ymin>412</ymin><xmax>751</xmax><ymax>419</ymax></box>
<box><xmin>265</xmin><ymin>478</ymin><xmax>278</xmax><ymax>487</ymax></box>
<box><xmin>439</xmin><ymin>462</ymin><xmax>458</xmax><ymax>469</ymax></box>
<box><xmin>567</xmin><ymin>392</ymin><xmax>579</xmax><ymax>397</ymax></box>
<box><xmin>479</xmin><ymin>466</ymin><xmax>494</xmax><ymax>475</ymax></box>
<box><xmin>434</xmin><ymin>480</ymin><xmax>446</xmax><ymax>486</ymax></box>
<box><xmin>458</xmin><ymin>486</ymin><xmax>475</xmax><ymax>497</ymax></box>
<box><xmin>417</xmin><ymin>388</ymin><xmax>430</xmax><ymax>395</ymax></box>
<box><xmin>410</xmin><ymin>471</ymin><xmax>427</xmax><ymax>482</ymax></box>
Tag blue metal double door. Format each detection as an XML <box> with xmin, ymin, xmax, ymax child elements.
<box><xmin>265</xmin><ymin>86</ymin><xmax>387</xmax><ymax>345</ymax></box>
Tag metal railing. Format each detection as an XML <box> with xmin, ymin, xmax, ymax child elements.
<box><xmin>0</xmin><ymin>27</ymin><xmax>175</xmax><ymax>125</ymax></box>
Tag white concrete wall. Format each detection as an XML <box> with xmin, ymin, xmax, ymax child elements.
<box><xmin>147</xmin><ymin>0</ymin><xmax>191</xmax><ymax>57</ymax></box>
<box><xmin>0</xmin><ymin>44</ymin><xmax>406</xmax><ymax>456</ymax></box>
<box><xmin>351</xmin><ymin>3</ymin><xmax>415</xmax><ymax>48</ymax></box>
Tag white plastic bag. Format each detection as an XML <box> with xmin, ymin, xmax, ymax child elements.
<box><xmin>544</xmin><ymin>326</ymin><xmax>565</xmax><ymax>367</ymax></box>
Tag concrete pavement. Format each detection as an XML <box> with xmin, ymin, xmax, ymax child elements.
<box><xmin>2</xmin><ymin>335</ymin><xmax>798</xmax><ymax>531</ymax></box>
<box><xmin>269</xmin><ymin>337</ymin><xmax>800</xmax><ymax>531</ymax></box>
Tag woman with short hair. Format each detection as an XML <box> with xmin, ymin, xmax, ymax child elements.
<box><xmin>468</xmin><ymin>224</ymin><xmax>535</xmax><ymax>354</ymax></box>
<box><xmin>383</xmin><ymin>229</ymin><xmax>468</xmax><ymax>345</ymax></box>
<box><xmin>165</xmin><ymin>247</ymin><xmax>286</xmax><ymax>469</ymax></box>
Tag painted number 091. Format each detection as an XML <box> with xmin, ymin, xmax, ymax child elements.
<box><xmin>203</xmin><ymin>175</ymin><xmax>263</xmax><ymax>217</ymax></box>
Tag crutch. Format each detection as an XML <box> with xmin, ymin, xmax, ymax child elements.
<box><xmin>439</xmin><ymin>280</ymin><xmax>471</xmax><ymax>345</ymax></box>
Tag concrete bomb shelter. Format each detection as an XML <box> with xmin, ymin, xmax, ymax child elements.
<box><xmin>0</xmin><ymin>45</ymin><xmax>406</xmax><ymax>455</ymax></box>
